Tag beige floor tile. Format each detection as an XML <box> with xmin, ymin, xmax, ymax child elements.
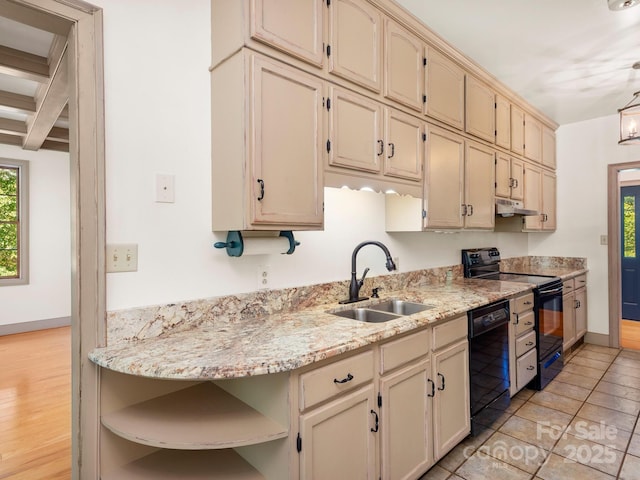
<box><xmin>575</xmin><ymin>349</ymin><xmax>618</xmax><ymax>363</ymax></box>
<box><xmin>577</xmin><ymin>403</ymin><xmax>637</xmax><ymax>433</ymax></box>
<box><xmin>481</xmin><ymin>431</ymin><xmax>549</xmax><ymax>474</ymax></box>
<box><xmin>562</xmin><ymin>363</ymin><xmax>606</xmax><ymax>380</ymax></box>
<box><xmin>607</xmin><ymin>362</ymin><xmax>640</xmax><ymax>379</ymax></box>
<box><xmin>506</xmin><ymin>397</ymin><xmax>526</xmax><ymax>414</ymax></box>
<box><xmin>418</xmin><ymin>464</ymin><xmax>450</xmax><ymax>480</ymax></box>
<box><xmin>569</xmin><ymin>355</ymin><xmax>612</xmax><ymax>371</ymax></box>
<box><xmin>544</xmin><ymin>379</ymin><xmax>591</xmax><ymax>401</ymax></box>
<box><xmin>553</xmin><ymin>432</ymin><xmax>624</xmax><ymax>476</ymax></box>
<box><xmin>583</xmin><ymin>344</ymin><xmax>620</xmax><ymax>356</ymax></box>
<box><xmin>628</xmin><ymin>434</ymin><xmax>640</xmax><ymax>457</ymax></box>
<box><xmin>620</xmin><ymin>349</ymin><xmax>640</xmax><ymax>360</ymax></box>
<box><xmin>448</xmin><ymin>476</ymin><xmax>464</xmax><ymax>480</ymax></box>
<box><xmin>602</xmin><ymin>371</ymin><xmax>640</xmax><ymax>390</ymax></box>
<box><xmin>515</xmin><ymin>402</ymin><xmax>574</xmax><ymax>431</ymax></box>
<box><xmin>594</xmin><ymin>380</ymin><xmax>640</xmax><ymax>402</ymax></box>
<box><xmin>619</xmin><ymin>453</ymin><xmax>640</xmax><ymax>480</ymax></box>
<box><xmin>454</xmin><ymin>450</ymin><xmax>532</xmax><ymax>480</ymax></box>
<box><xmin>613</xmin><ymin>355</ymin><xmax>640</xmax><ymax>368</ymax></box>
<box><xmin>536</xmin><ymin>452</ymin><xmax>615</xmax><ymax>480</ymax></box>
<box><xmin>529</xmin><ymin>390</ymin><xmax>583</xmax><ymax>415</ymax></box>
<box><xmin>554</xmin><ymin>371</ymin><xmax>600</xmax><ymax>389</ymax></box>
<box><xmin>587</xmin><ymin>390</ymin><xmax>640</xmax><ymax>416</ymax></box>
<box><xmin>514</xmin><ymin>388</ymin><xmax>535</xmax><ymax>401</ymax></box>
<box><xmin>499</xmin><ymin>415</ymin><xmax>559</xmax><ymax>451</ymax></box>
<box><xmin>568</xmin><ymin>416</ymin><xmax>632</xmax><ymax>452</ymax></box>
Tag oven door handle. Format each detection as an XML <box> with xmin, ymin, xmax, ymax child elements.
<box><xmin>539</xmin><ymin>286</ymin><xmax>563</xmax><ymax>295</ymax></box>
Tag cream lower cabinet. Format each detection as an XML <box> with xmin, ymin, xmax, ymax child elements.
<box><xmin>211</xmin><ymin>50</ymin><xmax>324</xmax><ymax>231</ymax></box>
<box><xmin>563</xmin><ymin>275</ymin><xmax>588</xmax><ymax>351</ymax></box>
<box><xmin>508</xmin><ymin>292</ymin><xmax>537</xmax><ymax>395</ymax></box>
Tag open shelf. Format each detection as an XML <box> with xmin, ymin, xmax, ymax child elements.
<box><xmin>101</xmin><ymin>449</ymin><xmax>265</xmax><ymax>480</ymax></box>
<box><xmin>101</xmin><ymin>382</ymin><xmax>288</xmax><ymax>449</ymax></box>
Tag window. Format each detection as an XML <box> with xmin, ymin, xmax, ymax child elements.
<box><xmin>624</xmin><ymin>194</ymin><xmax>636</xmax><ymax>258</ymax></box>
<box><xmin>0</xmin><ymin>159</ymin><xmax>29</xmax><ymax>285</ymax></box>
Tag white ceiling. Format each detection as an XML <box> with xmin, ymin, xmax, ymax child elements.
<box><xmin>396</xmin><ymin>0</ymin><xmax>640</xmax><ymax>126</ymax></box>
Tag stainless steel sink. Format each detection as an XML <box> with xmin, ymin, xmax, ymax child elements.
<box><xmin>330</xmin><ymin>308</ymin><xmax>402</xmax><ymax>323</ymax></box>
<box><xmin>368</xmin><ymin>299</ymin><xmax>434</xmax><ymax>315</ymax></box>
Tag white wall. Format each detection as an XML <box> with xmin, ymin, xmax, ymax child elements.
<box><xmin>529</xmin><ymin>114</ymin><xmax>640</xmax><ymax>335</ymax></box>
<box><xmin>98</xmin><ymin>0</ymin><xmax>529</xmax><ymax>311</ymax></box>
<box><xmin>0</xmin><ymin>144</ymin><xmax>71</xmax><ymax>326</ymax></box>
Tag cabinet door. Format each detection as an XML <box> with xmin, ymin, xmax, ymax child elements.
<box><xmin>510</xmin><ymin>104</ymin><xmax>524</xmax><ymax>156</ymax></box>
<box><xmin>425</xmin><ymin>48</ymin><xmax>464</xmax><ymax>129</ymax></box>
<box><xmin>384</xmin><ymin>19</ymin><xmax>424</xmax><ymax>111</ymax></box>
<box><xmin>380</xmin><ymin>360</ymin><xmax>432</xmax><ymax>480</ymax></box>
<box><xmin>524</xmin><ymin>114</ymin><xmax>542</xmax><ymax>163</ymax></box>
<box><xmin>495</xmin><ymin>152</ymin><xmax>511</xmax><ymax>198</ymax></box>
<box><xmin>251</xmin><ymin>0</ymin><xmax>324</xmax><ymax>66</ymax></box>
<box><xmin>542</xmin><ymin>126</ymin><xmax>556</xmax><ymax>169</ymax></box>
<box><xmin>250</xmin><ymin>56</ymin><xmax>324</xmax><ymax>227</ymax></box>
<box><xmin>424</xmin><ymin>126</ymin><xmax>464</xmax><ymax>229</ymax></box>
<box><xmin>523</xmin><ymin>162</ymin><xmax>542</xmax><ymax>230</ymax></box>
<box><xmin>541</xmin><ymin>170</ymin><xmax>556</xmax><ymax>231</ymax></box>
<box><xmin>495</xmin><ymin>94</ymin><xmax>511</xmax><ymax>149</ymax></box>
<box><xmin>563</xmin><ymin>293</ymin><xmax>576</xmax><ymax>351</ymax></box>
<box><xmin>328</xmin><ymin>85</ymin><xmax>383</xmax><ymax>174</ymax></box>
<box><xmin>329</xmin><ymin>0</ymin><xmax>382</xmax><ymax>92</ymax></box>
<box><xmin>384</xmin><ymin>108</ymin><xmax>423</xmax><ymax>181</ymax></box>
<box><xmin>510</xmin><ymin>157</ymin><xmax>524</xmax><ymax>201</ymax></box>
<box><xmin>464</xmin><ymin>141</ymin><xmax>495</xmax><ymax>229</ymax></box>
<box><xmin>575</xmin><ymin>288</ymin><xmax>587</xmax><ymax>339</ymax></box>
<box><xmin>432</xmin><ymin>340</ymin><xmax>470</xmax><ymax>460</ymax></box>
<box><xmin>299</xmin><ymin>385</ymin><xmax>377</xmax><ymax>480</ymax></box>
<box><xmin>465</xmin><ymin>75</ymin><xmax>495</xmax><ymax>142</ymax></box>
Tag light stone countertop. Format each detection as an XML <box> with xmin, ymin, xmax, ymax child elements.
<box><xmin>89</xmin><ymin>278</ymin><xmax>535</xmax><ymax>381</ymax></box>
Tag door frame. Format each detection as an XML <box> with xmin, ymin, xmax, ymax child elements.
<box><xmin>10</xmin><ymin>1</ymin><xmax>106</xmax><ymax>478</ymax></box>
<box><xmin>608</xmin><ymin>161</ymin><xmax>640</xmax><ymax>349</ymax></box>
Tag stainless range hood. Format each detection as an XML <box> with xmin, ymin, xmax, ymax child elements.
<box><xmin>495</xmin><ymin>198</ymin><xmax>538</xmax><ymax>217</ymax></box>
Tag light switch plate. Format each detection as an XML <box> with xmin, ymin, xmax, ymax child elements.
<box><xmin>106</xmin><ymin>244</ymin><xmax>138</xmax><ymax>272</ymax></box>
<box><xmin>600</xmin><ymin>235</ymin><xmax>608</xmax><ymax>245</ymax></box>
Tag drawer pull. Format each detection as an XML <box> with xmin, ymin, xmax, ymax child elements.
<box><xmin>523</xmin><ymin>301</ymin><xmax>533</xmax><ymax>305</ymax></box>
<box><xmin>527</xmin><ymin>365</ymin><xmax>535</xmax><ymax>371</ymax></box>
<box><xmin>333</xmin><ymin>373</ymin><xmax>354</xmax><ymax>384</ymax></box>
<box><xmin>427</xmin><ymin>378</ymin><xmax>435</xmax><ymax>397</ymax></box>
<box><xmin>437</xmin><ymin>372</ymin><xmax>445</xmax><ymax>391</ymax></box>
<box><xmin>525</xmin><ymin>321</ymin><xmax>533</xmax><ymax>326</ymax></box>
<box><xmin>370</xmin><ymin>410</ymin><xmax>379</xmax><ymax>432</ymax></box>
<box><xmin>526</xmin><ymin>341</ymin><xmax>534</xmax><ymax>346</ymax></box>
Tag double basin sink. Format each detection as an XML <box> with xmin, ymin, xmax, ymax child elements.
<box><xmin>329</xmin><ymin>299</ymin><xmax>434</xmax><ymax>323</ymax></box>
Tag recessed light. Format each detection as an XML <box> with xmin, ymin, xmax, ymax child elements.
<box><xmin>608</xmin><ymin>0</ymin><xmax>640</xmax><ymax>10</ymax></box>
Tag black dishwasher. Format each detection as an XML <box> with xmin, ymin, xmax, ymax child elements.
<box><xmin>468</xmin><ymin>299</ymin><xmax>510</xmax><ymax>434</ymax></box>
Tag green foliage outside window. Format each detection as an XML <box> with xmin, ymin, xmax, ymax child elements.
<box><xmin>0</xmin><ymin>166</ymin><xmax>19</xmax><ymax>278</ymax></box>
<box><xmin>624</xmin><ymin>195</ymin><xmax>636</xmax><ymax>258</ymax></box>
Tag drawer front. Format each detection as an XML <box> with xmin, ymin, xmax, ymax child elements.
<box><xmin>516</xmin><ymin>348</ymin><xmax>537</xmax><ymax>390</ymax></box>
<box><xmin>300</xmin><ymin>350</ymin><xmax>373</xmax><ymax>411</ymax></box>
<box><xmin>563</xmin><ymin>278</ymin><xmax>575</xmax><ymax>294</ymax></box>
<box><xmin>515</xmin><ymin>330</ymin><xmax>536</xmax><ymax>357</ymax></box>
<box><xmin>575</xmin><ymin>274</ymin><xmax>587</xmax><ymax>289</ymax></box>
<box><xmin>513</xmin><ymin>293</ymin><xmax>534</xmax><ymax>314</ymax></box>
<box><xmin>432</xmin><ymin>315</ymin><xmax>467</xmax><ymax>351</ymax></box>
<box><xmin>514</xmin><ymin>310</ymin><xmax>535</xmax><ymax>336</ymax></box>
<box><xmin>380</xmin><ymin>328</ymin><xmax>430</xmax><ymax>374</ymax></box>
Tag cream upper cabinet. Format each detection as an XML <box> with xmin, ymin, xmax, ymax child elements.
<box><xmin>384</xmin><ymin>108</ymin><xmax>424</xmax><ymax>181</ymax></box>
<box><xmin>523</xmin><ymin>162</ymin><xmax>542</xmax><ymax>230</ymax></box>
<box><xmin>328</xmin><ymin>85</ymin><xmax>383</xmax><ymax>174</ymax></box>
<box><xmin>425</xmin><ymin>47</ymin><xmax>465</xmax><ymax>130</ymax></box>
<box><xmin>211</xmin><ymin>51</ymin><xmax>324</xmax><ymax>231</ymax></box>
<box><xmin>541</xmin><ymin>169</ymin><xmax>556</xmax><ymax>231</ymax></box>
<box><xmin>542</xmin><ymin>125</ymin><xmax>557</xmax><ymax>169</ymax></box>
<box><xmin>328</xmin><ymin>0</ymin><xmax>382</xmax><ymax>92</ymax></box>
<box><xmin>250</xmin><ymin>0</ymin><xmax>324</xmax><ymax>67</ymax></box>
<box><xmin>495</xmin><ymin>94</ymin><xmax>511</xmax><ymax>149</ymax></box>
<box><xmin>424</xmin><ymin>126</ymin><xmax>465</xmax><ymax>229</ymax></box>
<box><xmin>464</xmin><ymin>141</ymin><xmax>495</xmax><ymax>230</ymax></box>
<box><xmin>384</xmin><ymin>19</ymin><xmax>425</xmax><ymax>112</ymax></box>
<box><xmin>495</xmin><ymin>153</ymin><xmax>524</xmax><ymax>201</ymax></box>
<box><xmin>465</xmin><ymin>75</ymin><xmax>495</xmax><ymax>143</ymax></box>
<box><xmin>510</xmin><ymin>104</ymin><xmax>525</xmax><ymax>156</ymax></box>
<box><xmin>524</xmin><ymin>113</ymin><xmax>542</xmax><ymax>163</ymax></box>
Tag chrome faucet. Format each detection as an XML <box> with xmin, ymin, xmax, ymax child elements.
<box><xmin>340</xmin><ymin>241</ymin><xmax>397</xmax><ymax>304</ymax></box>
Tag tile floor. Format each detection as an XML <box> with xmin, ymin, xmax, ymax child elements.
<box><xmin>420</xmin><ymin>343</ymin><xmax>640</xmax><ymax>480</ymax></box>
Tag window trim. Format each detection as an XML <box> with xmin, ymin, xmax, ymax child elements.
<box><xmin>0</xmin><ymin>158</ymin><xmax>29</xmax><ymax>286</ymax></box>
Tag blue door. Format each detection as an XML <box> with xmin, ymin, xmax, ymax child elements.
<box><xmin>622</xmin><ymin>185</ymin><xmax>640</xmax><ymax>320</ymax></box>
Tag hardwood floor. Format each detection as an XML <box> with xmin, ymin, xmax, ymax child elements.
<box><xmin>0</xmin><ymin>327</ymin><xmax>71</xmax><ymax>480</ymax></box>
<box><xmin>621</xmin><ymin>318</ymin><xmax>640</xmax><ymax>350</ymax></box>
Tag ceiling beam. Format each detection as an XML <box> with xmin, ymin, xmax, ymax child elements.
<box><xmin>23</xmin><ymin>44</ymin><xmax>68</xmax><ymax>151</ymax></box>
<box><xmin>0</xmin><ymin>89</ymin><xmax>36</xmax><ymax>114</ymax></box>
<box><xmin>0</xmin><ymin>117</ymin><xmax>26</xmax><ymax>135</ymax></box>
<box><xmin>0</xmin><ymin>44</ymin><xmax>49</xmax><ymax>83</ymax></box>
<box><xmin>0</xmin><ymin>0</ymin><xmax>71</xmax><ymax>36</ymax></box>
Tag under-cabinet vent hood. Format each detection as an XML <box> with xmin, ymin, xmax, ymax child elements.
<box><xmin>495</xmin><ymin>198</ymin><xmax>538</xmax><ymax>217</ymax></box>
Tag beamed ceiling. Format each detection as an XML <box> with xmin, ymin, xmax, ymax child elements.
<box><xmin>0</xmin><ymin>0</ymin><xmax>72</xmax><ymax>153</ymax></box>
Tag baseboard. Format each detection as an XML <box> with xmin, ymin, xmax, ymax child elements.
<box><xmin>0</xmin><ymin>316</ymin><xmax>71</xmax><ymax>336</ymax></box>
<box><xmin>584</xmin><ymin>331</ymin><xmax>611</xmax><ymax>347</ymax></box>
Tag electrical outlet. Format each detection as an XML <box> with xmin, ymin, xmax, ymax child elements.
<box><xmin>257</xmin><ymin>264</ymin><xmax>270</xmax><ymax>289</ymax></box>
<box><xmin>600</xmin><ymin>235</ymin><xmax>608</xmax><ymax>245</ymax></box>
<box><xmin>156</xmin><ymin>174</ymin><xmax>175</xmax><ymax>203</ymax></box>
<box><xmin>106</xmin><ymin>244</ymin><xmax>138</xmax><ymax>272</ymax></box>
